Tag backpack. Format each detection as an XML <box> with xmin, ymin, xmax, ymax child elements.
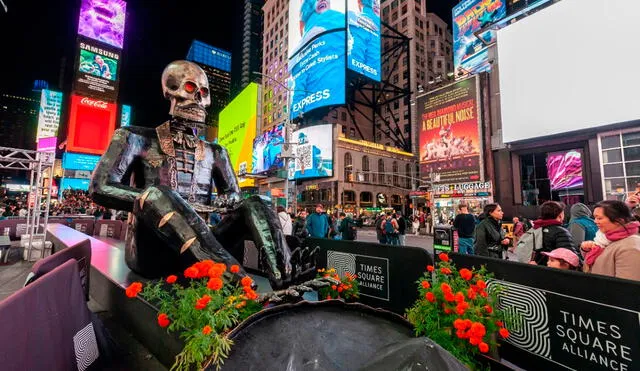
<box><xmin>384</xmin><ymin>219</ymin><xmax>397</xmax><ymax>235</ymax></box>
<box><xmin>515</xmin><ymin>228</ymin><xmax>544</xmax><ymax>263</ymax></box>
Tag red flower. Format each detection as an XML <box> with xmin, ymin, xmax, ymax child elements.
<box><xmin>125</xmin><ymin>282</ymin><xmax>143</xmax><ymax>298</ymax></box>
<box><xmin>495</xmin><ymin>320</ymin><xmax>504</xmax><ymax>328</ymax></box>
<box><xmin>456</xmin><ymin>329</ymin><xmax>469</xmax><ymax>339</ymax></box>
<box><xmin>444</xmin><ymin>292</ymin><xmax>456</xmax><ymax>302</ymax></box>
<box><xmin>454</xmin><ymin>292</ymin><xmax>465</xmax><ymax>303</ymax></box>
<box><xmin>470</xmin><ymin>322</ymin><xmax>486</xmax><ymax>338</ymax></box>
<box><xmin>455</xmin><ymin>301</ymin><xmax>469</xmax><ymax>315</ymax></box>
<box><xmin>331</xmin><ymin>285</ymin><xmax>337</xmax><ymax>290</ymax></box>
<box><xmin>207</xmin><ymin>277</ymin><xmax>224</xmax><ymax>291</ymax></box>
<box><xmin>165</xmin><ymin>275</ymin><xmax>178</xmax><ymax>284</ymax></box>
<box><xmin>157</xmin><ymin>313</ymin><xmax>170</xmax><ymax>328</ymax></box>
<box><xmin>453</xmin><ymin>319</ymin><xmax>465</xmax><ymax>330</ymax></box>
<box><xmin>459</xmin><ymin>268</ymin><xmax>473</xmax><ymax>281</ymax></box>
<box><xmin>184</xmin><ymin>267</ymin><xmax>199</xmax><ymax>279</ymax></box>
<box><xmin>421</xmin><ymin>281</ymin><xmax>431</xmax><ymax>289</ymax></box>
<box><xmin>467</xmin><ymin>289</ymin><xmax>477</xmax><ymax>300</ymax></box>
<box><xmin>202</xmin><ymin>325</ymin><xmax>212</xmax><ymax>335</ymax></box>
<box><xmin>476</xmin><ymin>280</ymin><xmax>487</xmax><ymax>289</ymax></box>
<box><xmin>499</xmin><ymin>328</ymin><xmax>510</xmax><ymax>338</ymax></box>
<box><xmin>440</xmin><ymin>267</ymin><xmax>452</xmax><ymax>275</ymax></box>
<box><xmin>245</xmin><ymin>289</ymin><xmax>259</xmax><ymax>301</ymax></box>
<box><xmin>480</xmin><ymin>291</ymin><xmax>488</xmax><ymax>298</ymax></box>
<box><xmin>208</xmin><ymin>263</ymin><xmax>226</xmax><ymax>278</ymax></box>
<box><xmin>240</xmin><ymin>276</ymin><xmax>253</xmax><ymax>288</ymax></box>
<box><xmin>484</xmin><ymin>305</ymin><xmax>493</xmax><ymax>314</ymax></box>
<box><xmin>326</xmin><ymin>295</ymin><xmax>332</xmax><ymax>299</ymax></box>
<box><xmin>455</xmin><ymin>306</ymin><xmax>466</xmax><ymax>316</ymax></box>
<box><xmin>438</xmin><ymin>252</ymin><xmax>449</xmax><ymax>262</ymax></box>
<box><xmin>337</xmin><ymin>286</ymin><xmax>344</xmax><ymax>293</ymax></box>
<box><xmin>463</xmin><ymin>319</ymin><xmax>472</xmax><ymax>329</ymax></box>
<box><xmin>425</xmin><ymin>292</ymin><xmax>436</xmax><ymax>302</ymax></box>
<box><xmin>440</xmin><ymin>283</ymin><xmax>452</xmax><ymax>293</ymax></box>
<box><xmin>426</xmin><ymin>265</ymin><xmax>435</xmax><ymax>272</ymax></box>
<box><xmin>478</xmin><ymin>342</ymin><xmax>489</xmax><ymax>353</ymax></box>
<box><xmin>469</xmin><ymin>336</ymin><xmax>482</xmax><ymax>346</ymax></box>
<box><xmin>230</xmin><ymin>265</ymin><xmax>240</xmax><ymax>274</ymax></box>
<box><xmin>444</xmin><ymin>307</ymin><xmax>453</xmax><ymax>314</ymax></box>
<box><xmin>195</xmin><ymin>295</ymin><xmax>212</xmax><ymax>310</ymax></box>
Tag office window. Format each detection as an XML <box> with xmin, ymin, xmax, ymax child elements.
<box><xmin>600</xmin><ymin>129</ymin><xmax>640</xmax><ymax>201</ymax></box>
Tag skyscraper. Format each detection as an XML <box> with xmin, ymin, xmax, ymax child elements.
<box><xmin>0</xmin><ymin>92</ymin><xmax>39</xmax><ymax>151</ymax></box>
<box><xmin>230</xmin><ymin>0</ymin><xmax>264</xmax><ymax>100</ymax></box>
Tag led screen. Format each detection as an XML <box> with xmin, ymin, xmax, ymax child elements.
<box><xmin>291</xmin><ymin>124</ymin><xmax>333</xmax><ymax>179</ymax></box>
<box><xmin>288</xmin><ymin>0</ymin><xmax>346</xmax><ymax>59</ymax></box>
<box><xmin>186</xmin><ymin>40</ymin><xmax>232</xmax><ymax>72</ymax></box>
<box><xmin>36</xmin><ymin>89</ymin><xmax>64</xmax><ymax>141</ymax></box>
<box><xmin>79</xmin><ymin>49</ymin><xmax>118</xmax><ymax>81</ymax></box>
<box><xmin>252</xmin><ymin>124</ymin><xmax>285</xmax><ymax>174</ymax></box>
<box><xmin>67</xmin><ymin>95</ymin><xmax>117</xmax><ymax>155</ymax></box>
<box><xmin>121</xmin><ymin>104</ymin><xmax>131</xmax><ymax>126</ymax></box>
<box><xmin>74</xmin><ymin>39</ymin><xmax>121</xmax><ymax>101</ymax></box>
<box><xmin>498</xmin><ymin>0</ymin><xmax>640</xmax><ymax>143</ymax></box>
<box><xmin>60</xmin><ymin>178</ymin><xmax>91</xmax><ymax>192</ymax></box>
<box><xmin>78</xmin><ymin>0</ymin><xmax>127</xmax><ymax>49</ymax></box>
<box><xmin>218</xmin><ymin>83</ymin><xmax>259</xmax><ymax>187</ymax></box>
<box><xmin>37</xmin><ymin>137</ymin><xmax>57</xmax><ymax>152</ymax></box>
<box><xmin>547</xmin><ymin>150</ymin><xmax>583</xmax><ymax>190</ymax></box>
<box><xmin>452</xmin><ymin>0</ymin><xmax>506</xmax><ymax>75</ymax></box>
<box><xmin>347</xmin><ymin>0</ymin><xmax>381</xmax><ymax>81</ymax></box>
<box><xmin>62</xmin><ymin>152</ymin><xmax>101</xmax><ymax>171</ymax></box>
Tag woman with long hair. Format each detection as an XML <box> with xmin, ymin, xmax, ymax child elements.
<box><xmin>582</xmin><ymin>200</ymin><xmax>640</xmax><ymax>281</ymax></box>
<box><xmin>473</xmin><ymin>203</ymin><xmax>510</xmax><ymax>259</ymax></box>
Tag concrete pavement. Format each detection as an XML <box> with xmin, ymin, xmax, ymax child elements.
<box><xmin>355</xmin><ymin>228</ymin><xmax>434</xmax><ymax>255</ymax></box>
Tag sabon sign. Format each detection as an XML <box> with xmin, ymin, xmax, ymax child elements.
<box><xmin>80</xmin><ymin>97</ymin><xmax>108</xmax><ymax>109</ymax></box>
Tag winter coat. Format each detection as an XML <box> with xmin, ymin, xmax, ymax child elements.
<box><xmin>278</xmin><ymin>211</ymin><xmax>293</xmax><ymax>235</ymax></box>
<box><xmin>292</xmin><ymin>217</ymin><xmax>309</xmax><ymax>239</ymax></box>
<box><xmin>532</xmin><ymin>221</ymin><xmax>580</xmax><ymax>266</ymax></box>
<box><xmin>474</xmin><ymin>217</ymin><xmax>505</xmax><ymax>259</ymax></box>
<box><xmin>306</xmin><ymin>212</ymin><xmax>330</xmax><ymax>238</ymax></box>
<box><xmin>567</xmin><ymin>203</ymin><xmax>598</xmax><ymax>247</ymax></box>
<box><xmin>588</xmin><ymin>235</ymin><xmax>640</xmax><ymax>281</ymax></box>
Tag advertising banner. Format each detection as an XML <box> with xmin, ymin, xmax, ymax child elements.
<box><xmin>252</xmin><ymin>124</ymin><xmax>285</xmax><ymax>174</ymax></box>
<box><xmin>36</xmin><ymin>89</ymin><xmax>63</xmax><ymax>141</ymax></box>
<box><xmin>291</xmin><ymin>124</ymin><xmax>333</xmax><ymax>179</ymax></box>
<box><xmin>186</xmin><ymin>40</ymin><xmax>232</xmax><ymax>72</ymax></box>
<box><xmin>120</xmin><ymin>104</ymin><xmax>131</xmax><ymax>126</ymax></box>
<box><xmin>62</xmin><ymin>152</ymin><xmax>101</xmax><ymax>171</ymax></box>
<box><xmin>418</xmin><ymin>76</ymin><xmax>482</xmax><ymax>183</ymax></box>
<box><xmin>78</xmin><ymin>0</ymin><xmax>127</xmax><ymax>49</ymax></box>
<box><xmin>347</xmin><ymin>0</ymin><xmax>381</xmax><ymax>81</ymax></box>
<box><xmin>288</xmin><ymin>0</ymin><xmax>346</xmax><ymax>59</ymax></box>
<box><xmin>74</xmin><ymin>38</ymin><xmax>121</xmax><ymax>101</ymax></box>
<box><xmin>67</xmin><ymin>95</ymin><xmax>117</xmax><ymax>155</ymax></box>
<box><xmin>452</xmin><ymin>0</ymin><xmax>506</xmax><ymax>75</ymax></box>
<box><xmin>60</xmin><ymin>178</ymin><xmax>91</xmax><ymax>191</ymax></box>
<box><xmin>37</xmin><ymin>137</ymin><xmax>58</xmax><ymax>152</ymax></box>
<box><xmin>218</xmin><ymin>83</ymin><xmax>259</xmax><ymax>187</ymax></box>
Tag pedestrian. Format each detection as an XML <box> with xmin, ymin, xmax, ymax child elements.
<box><xmin>581</xmin><ymin>200</ymin><xmax>640</xmax><ymax>281</ymax></box>
<box><xmin>339</xmin><ymin>212</ymin><xmax>357</xmax><ymax>241</ymax></box>
<box><xmin>383</xmin><ymin>212</ymin><xmax>400</xmax><ymax>245</ymax></box>
<box><xmin>412</xmin><ymin>215</ymin><xmax>420</xmax><ymax>236</ymax></box>
<box><xmin>375</xmin><ymin>212</ymin><xmax>386</xmax><ymax>244</ymax></box>
<box><xmin>474</xmin><ymin>203</ymin><xmax>510</xmax><ymax>259</ymax></box>
<box><xmin>292</xmin><ymin>210</ymin><xmax>309</xmax><ymax>239</ymax></box>
<box><xmin>529</xmin><ymin>201</ymin><xmax>580</xmax><ymax>266</ymax></box>
<box><xmin>396</xmin><ymin>211</ymin><xmax>407</xmax><ymax>246</ymax></box>
<box><xmin>306</xmin><ymin>204</ymin><xmax>330</xmax><ymax>238</ymax></box>
<box><xmin>512</xmin><ymin>217</ymin><xmax>525</xmax><ymax>247</ymax></box>
<box><xmin>277</xmin><ymin>205</ymin><xmax>292</xmax><ymax>236</ymax></box>
<box><xmin>540</xmin><ymin>248</ymin><xmax>580</xmax><ymax>271</ymax></box>
<box><xmin>453</xmin><ymin>203</ymin><xmax>476</xmax><ymax>254</ymax></box>
<box><xmin>567</xmin><ymin>203</ymin><xmax>598</xmax><ymax>248</ymax></box>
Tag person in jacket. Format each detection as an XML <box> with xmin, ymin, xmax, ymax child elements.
<box><xmin>277</xmin><ymin>205</ymin><xmax>293</xmax><ymax>236</ymax></box>
<box><xmin>396</xmin><ymin>211</ymin><xmax>407</xmax><ymax>246</ymax></box>
<box><xmin>375</xmin><ymin>212</ymin><xmax>386</xmax><ymax>244</ymax></box>
<box><xmin>530</xmin><ymin>201</ymin><xmax>580</xmax><ymax>266</ymax></box>
<box><xmin>292</xmin><ymin>210</ymin><xmax>309</xmax><ymax>239</ymax></box>
<box><xmin>338</xmin><ymin>212</ymin><xmax>357</xmax><ymax>241</ymax></box>
<box><xmin>454</xmin><ymin>203</ymin><xmax>476</xmax><ymax>254</ymax></box>
<box><xmin>581</xmin><ymin>200</ymin><xmax>640</xmax><ymax>281</ymax></box>
<box><xmin>474</xmin><ymin>203</ymin><xmax>510</xmax><ymax>259</ymax></box>
<box><xmin>512</xmin><ymin>217</ymin><xmax>525</xmax><ymax>246</ymax></box>
<box><xmin>306</xmin><ymin>204</ymin><xmax>330</xmax><ymax>238</ymax></box>
<box><xmin>567</xmin><ymin>203</ymin><xmax>598</xmax><ymax>248</ymax></box>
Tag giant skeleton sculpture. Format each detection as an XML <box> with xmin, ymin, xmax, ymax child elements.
<box><xmin>90</xmin><ymin>61</ymin><xmax>294</xmax><ymax>286</ymax></box>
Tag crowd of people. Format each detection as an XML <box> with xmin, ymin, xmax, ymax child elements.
<box><xmin>274</xmin><ymin>204</ymin><xmax>360</xmax><ymax>242</ymax></box>
<box><xmin>0</xmin><ymin>190</ymin><xmax>121</xmax><ymax>220</ymax></box>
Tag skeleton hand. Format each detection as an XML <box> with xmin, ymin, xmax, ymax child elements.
<box><xmin>258</xmin><ymin>276</ymin><xmax>340</xmax><ymax>304</ymax></box>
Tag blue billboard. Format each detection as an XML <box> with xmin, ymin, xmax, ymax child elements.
<box><xmin>252</xmin><ymin>124</ymin><xmax>285</xmax><ymax>173</ymax></box>
<box><xmin>347</xmin><ymin>0</ymin><xmax>381</xmax><ymax>81</ymax></box>
<box><xmin>60</xmin><ymin>178</ymin><xmax>91</xmax><ymax>191</ymax></box>
<box><xmin>62</xmin><ymin>152</ymin><xmax>101</xmax><ymax>171</ymax></box>
<box><xmin>186</xmin><ymin>40</ymin><xmax>231</xmax><ymax>72</ymax></box>
<box><xmin>121</xmin><ymin>104</ymin><xmax>131</xmax><ymax>126</ymax></box>
<box><xmin>452</xmin><ymin>0</ymin><xmax>506</xmax><ymax>75</ymax></box>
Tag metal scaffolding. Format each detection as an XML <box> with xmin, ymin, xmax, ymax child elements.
<box><xmin>0</xmin><ymin>146</ymin><xmax>54</xmax><ymax>260</ymax></box>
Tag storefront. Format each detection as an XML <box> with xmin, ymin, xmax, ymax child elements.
<box><xmin>431</xmin><ymin>181</ymin><xmax>493</xmax><ymax>224</ymax></box>
<box><xmin>297</xmin><ymin>181</ymin><xmax>336</xmax><ymax>212</ymax></box>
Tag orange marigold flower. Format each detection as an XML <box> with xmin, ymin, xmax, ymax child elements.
<box><xmin>476</xmin><ymin>280</ymin><xmax>487</xmax><ymax>289</ymax></box>
<box><xmin>440</xmin><ymin>283</ymin><xmax>452</xmax><ymax>293</ymax></box>
<box><xmin>195</xmin><ymin>260</ymin><xmax>215</xmax><ymax>278</ymax></box>
<box><xmin>421</xmin><ymin>281</ymin><xmax>431</xmax><ymax>289</ymax></box>
<box><xmin>470</xmin><ymin>322</ymin><xmax>486</xmax><ymax>338</ymax></box>
<box><xmin>440</xmin><ymin>267</ymin><xmax>452</xmax><ymax>275</ymax></box>
<box><xmin>444</xmin><ymin>292</ymin><xmax>456</xmax><ymax>302</ymax></box>
<box><xmin>125</xmin><ymin>282</ymin><xmax>143</xmax><ymax>298</ymax></box>
<box><xmin>165</xmin><ymin>275</ymin><xmax>178</xmax><ymax>284</ymax></box>
<box><xmin>208</xmin><ymin>263</ymin><xmax>226</xmax><ymax>278</ymax></box>
<box><xmin>235</xmin><ymin>300</ymin><xmax>247</xmax><ymax>309</ymax></box>
<box><xmin>240</xmin><ymin>276</ymin><xmax>253</xmax><ymax>288</ymax></box>
<box><xmin>195</xmin><ymin>295</ymin><xmax>212</xmax><ymax>310</ymax></box>
<box><xmin>463</xmin><ymin>319</ymin><xmax>472</xmax><ymax>329</ymax></box>
<box><xmin>459</xmin><ymin>268</ymin><xmax>473</xmax><ymax>281</ymax></box>
<box><xmin>480</xmin><ymin>291</ymin><xmax>488</xmax><ymax>298</ymax></box>
<box><xmin>337</xmin><ymin>286</ymin><xmax>344</xmax><ymax>293</ymax></box>
<box><xmin>454</xmin><ymin>291</ymin><xmax>465</xmax><ymax>303</ymax></box>
<box><xmin>426</xmin><ymin>265</ymin><xmax>435</xmax><ymax>272</ymax></box>
<box><xmin>184</xmin><ymin>266</ymin><xmax>199</xmax><ymax>279</ymax></box>
<box><xmin>157</xmin><ymin>313</ymin><xmax>170</xmax><ymax>328</ymax></box>
<box><xmin>438</xmin><ymin>252</ymin><xmax>449</xmax><ymax>262</ymax></box>
<box><xmin>207</xmin><ymin>277</ymin><xmax>224</xmax><ymax>291</ymax></box>
<box><xmin>202</xmin><ymin>325</ymin><xmax>213</xmax><ymax>335</ymax></box>
<box><xmin>453</xmin><ymin>319</ymin><xmax>465</xmax><ymax>330</ymax></box>
<box><xmin>245</xmin><ymin>289</ymin><xmax>259</xmax><ymax>301</ymax></box>
<box><xmin>230</xmin><ymin>265</ymin><xmax>241</xmax><ymax>274</ymax></box>
<box><xmin>425</xmin><ymin>292</ymin><xmax>436</xmax><ymax>302</ymax></box>
<box><xmin>331</xmin><ymin>285</ymin><xmax>337</xmax><ymax>290</ymax></box>
<box><xmin>455</xmin><ymin>307</ymin><xmax>466</xmax><ymax>315</ymax></box>
<box><xmin>495</xmin><ymin>320</ymin><xmax>504</xmax><ymax>328</ymax></box>
<box><xmin>326</xmin><ymin>295</ymin><xmax>332</xmax><ymax>300</ymax></box>
<box><xmin>469</xmin><ymin>336</ymin><xmax>482</xmax><ymax>346</ymax></box>
<box><xmin>478</xmin><ymin>342</ymin><xmax>489</xmax><ymax>353</ymax></box>
<box><xmin>484</xmin><ymin>305</ymin><xmax>493</xmax><ymax>314</ymax></box>
<box><xmin>444</xmin><ymin>307</ymin><xmax>453</xmax><ymax>315</ymax></box>
<box><xmin>499</xmin><ymin>328</ymin><xmax>510</xmax><ymax>338</ymax></box>
<box><xmin>467</xmin><ymin>289</ymin><xmax>477</xmax><ymax>300</ymax></box>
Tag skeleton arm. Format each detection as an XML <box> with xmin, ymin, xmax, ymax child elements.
<box><xmin>89</xmin><ymin>128</ymin><xmax>144</xmax><ymax>212</ymax></box>
<box><xmin>210</xmin><ymin>144</ymin><xmax>241</xmax><ymax>206</ymax></box>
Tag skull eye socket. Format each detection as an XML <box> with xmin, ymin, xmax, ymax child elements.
<box><xmin>199</xmin><ymin>88</ymin><xmax>209</xmax><ymax>98</ymax></box>
<box><xmin>166</xmin><ymin>76</ymin><xmax>180</xmax><ymax>91</ymax></box>
<box><xmin>184</xmin><ymin>81</ymin><xmax>197</xmax><ymax>94</ymax></box>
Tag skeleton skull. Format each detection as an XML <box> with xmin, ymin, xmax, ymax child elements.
<box><xmin>161</xmin><ymin>61</ymin><xmax>210</xmax><ymax>123</ymax></box>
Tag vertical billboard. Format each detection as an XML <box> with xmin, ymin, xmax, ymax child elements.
<box><xmin>288</xmin><ymin>0</ymin><xmax>347</xmax><ymax>118</ymax></box>
<box><xmin>78</xmin><ymin>0</ymin><xmax>127</xmax><ymax>49</ymax></box>
<box><xmin>418</xmin><ymin>76</ymin><xmax>482</xmax><ymax>183</ymax></box>
<box><xmin>252</xmin><ymin>124</ymin><xmax>285</xmax><ymax>174</ymax></box>
<box><xmin>120</xmin><ymin>104</ymin><xmax>131</xmax><ymax>126</ymax></box>
<box><xmin>74</xmin><ymin>38</ymin><xmax>121</xmax><ymax>100</ymax></box>
<box><xmin>347</xmin><ymin>0</ymin><xmax>381</xmax><ymax>81</ymax></box>
<box><xmin>452</xmin><ymin>0</ymin><xmax>506</xmax><ymax>75</ymax></box>
<box><xmin>292</xmin><ymin>124</ymin><xmax>334</xmax><ymax>179</ymax></box>
<box><xmin>218</xmin><ymin>83</ymin><xmax>259</xmax><ymax>187</ymax></box>
<box><xmin>36</xmin><ymin>89</ymin><xmax>64</xmax><ymax>141</ymax></box>
<box><xmin>67</xmin><ymin>95</ymin><xmax>118</xmax><ymax>155</ymax></box>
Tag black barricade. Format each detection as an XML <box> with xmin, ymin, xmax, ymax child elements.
<box><xmin>449</xmin><ymin>253</ymin><xmax>640</xmax><ymax>371</ymax></box>
<box><xmin>306</xmin><ymin>238</ymin><xmax>433</xmax><ymax>315</ymax></box>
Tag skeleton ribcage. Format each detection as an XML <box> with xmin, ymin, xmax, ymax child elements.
<box><xmin>175</xmin><ymin>147</ymin><xmax>208</xmax><ymax>201</ymax></box>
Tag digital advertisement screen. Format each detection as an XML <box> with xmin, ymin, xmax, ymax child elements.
<box><xmin>288</xmin><ymin>0</ymin><xmax>346</xmax><ymax>59</ymax></box>
<box><xmin>78</xmin><ymin>0</ymin><xmax>127</xmax><ymax>49</ymax></box>
<box><xmin>60</xmin><ymin>178</ymin><xmax>91</xmax><ymax>192</ymax></box>
<box><xmin>418</xmin><ymin>76</ymin><xmax>483</xmax><ymax>183</ymax></box>
<box><xmin>347</xmin><ymin>0</ymin><xmax>381</xmax><ymax>81</ymax></box>
<box><xmin>289</xmin><ymin>31</ymin><xmax>346</xmax><ymax>118</ymax></box>
<box><xmin>547</xmin><ymin>150</ymin><xmax>583</xmax><ymax>190</ymax></box>
<box><xmin>36</xmin><ymin>89</ymin><xmax>63</xmax><ymax>141</ymax></box>
<box><xmin>252</xmin><ymin>124</ymin><xmax>285</xmax><ymax>174</ymax></box>
<box><xmin>452</xmin><ymin>0</ymin><xmax>506</xmax><ymax>75</ymax></box>
<box><xmin>291</xmin><ymin>124</ymin><xmax>334</xmax><ymax>179</ymax></box>
<box><xmin>67</xmin><ymin>94</ymin><xmax>117</xmax><ymax>155</ymax></box>
<box><xmin>37</xmin><ymin>137</ymin><xmax>57</xmax><ymax>152</ymax></box>
<box><xmin>74</xmin><ymin>39</ymin><xmax>121</xmax><ymax>101</ymax></box>
<box><xmin>62</xmin><ymin>152</ymin><xmax>101</xmax><ymax>171</ymax></box>
<box><xmin>186</xmin><ymin>40</ymin><xmax>232</xmax><ymax>72</ymax></box>
<box><xmin>121</xmin><ymin>104</ymin><xmax>131</xmax><ymax>126</ymax></box>
<box><xmin>218</xmin><ymin>83</ymin><xmax>259</xmax><ymax>187</ymax></box>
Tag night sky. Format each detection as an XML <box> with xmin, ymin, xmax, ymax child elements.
<box><xmin>0</xmin><ymin>0</ymin><xmax>457</xmax><ymax>125</ymax></box>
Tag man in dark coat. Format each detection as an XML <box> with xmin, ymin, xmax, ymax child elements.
<box><xmin>530</xmin><ymin>201</ymin><xmax>580</xmax><ymax>266</ymax></box>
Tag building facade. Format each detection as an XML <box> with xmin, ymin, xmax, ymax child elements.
<box><xmin>230</xmin><ymin>0</ymin><xmax>264</xmax><ymax>100</ymax></box>
<box><xmin>0</xmin><ymin>92</ymin><xmax>39</xmax><ymax>151</ymax></box>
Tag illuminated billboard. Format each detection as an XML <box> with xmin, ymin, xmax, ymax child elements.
<box><xmin>62</xmin><ymin>152</ymin><xmax>101</xmax><ymax>171</ymax></box>
<box><xmin>121</xmin><ymin>104</ymin><xmax>131</xmax><ymax>126</ymax></box>
<box><xmin>74</xmin><ymin>39</ymin><xmax>121</xmax><ymax>100</ymax></box>
<box><xmin>452</xmin><ymin>0</ymin><xmax>506</xmax><ymax>75</ymax></box>
<box><xmin>252</xmin><ymin>124</ymin><xmax>285</xmax><ymax>174</ymax></box>
<box><xmin>218</xmin><ymin>83</ymin><xmax>259</xmax><ymax>187</ymax></box>
<box><xmin>186</xmin><ymin>40</ymin><xmax>232</xmax><ymax>72</ymax></box>
<box><xmin>78</xmin><ymin>0</ymin><xmax>127</xmax><ymax>49</ymax></box>
<box><xmin>291</xmin><ymin>124</ymin><xmax>333</xmax><ymax>179</ymax></box>
<box><xmin>60</xmin><ymin>178</ymin><xmax>91</xmax><ymax>191</ymax></box>
<box><xmin>347</xmin><ymin>0</ymin><xmax>381</xmax><ymax>81</ymax></box>
<box><xmin>288</xmin><ymin>0</ymin><xmax>346</xmax><ymax>59</ymax></box>
<box><xmin>67</xmin><ymin>95</ymin><xmax>117</xmax><ymax>155</ymax></box>
<box><xmin>36</xmin><ymin>89</ymin><xmax>63</xmax><ymax>141</ymax></box>
<box><xmin>418</xmin><ymin>77</ymin><xmax>483</xmax><ymax>183</ymax></box>
<box><xmin>37</xmin><ymin>137</ymin><xmax>58</xmax><ymax>152</ymax></box>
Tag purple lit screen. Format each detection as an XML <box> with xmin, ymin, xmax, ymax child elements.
<box><xmin>547</xmin><ymin>150</ymin><xmax>583</xmax><ymax>190</ymax></box>
<box><xmin>78</xmin><ymin>0</ymin><xmax>127</xmax><ymax>49</ymax></box>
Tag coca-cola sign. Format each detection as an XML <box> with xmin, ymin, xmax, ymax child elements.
<box><xmin>80</xmin><ymin>97</ymin><xmax>108</xmax><ymax>109</ymax></box>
